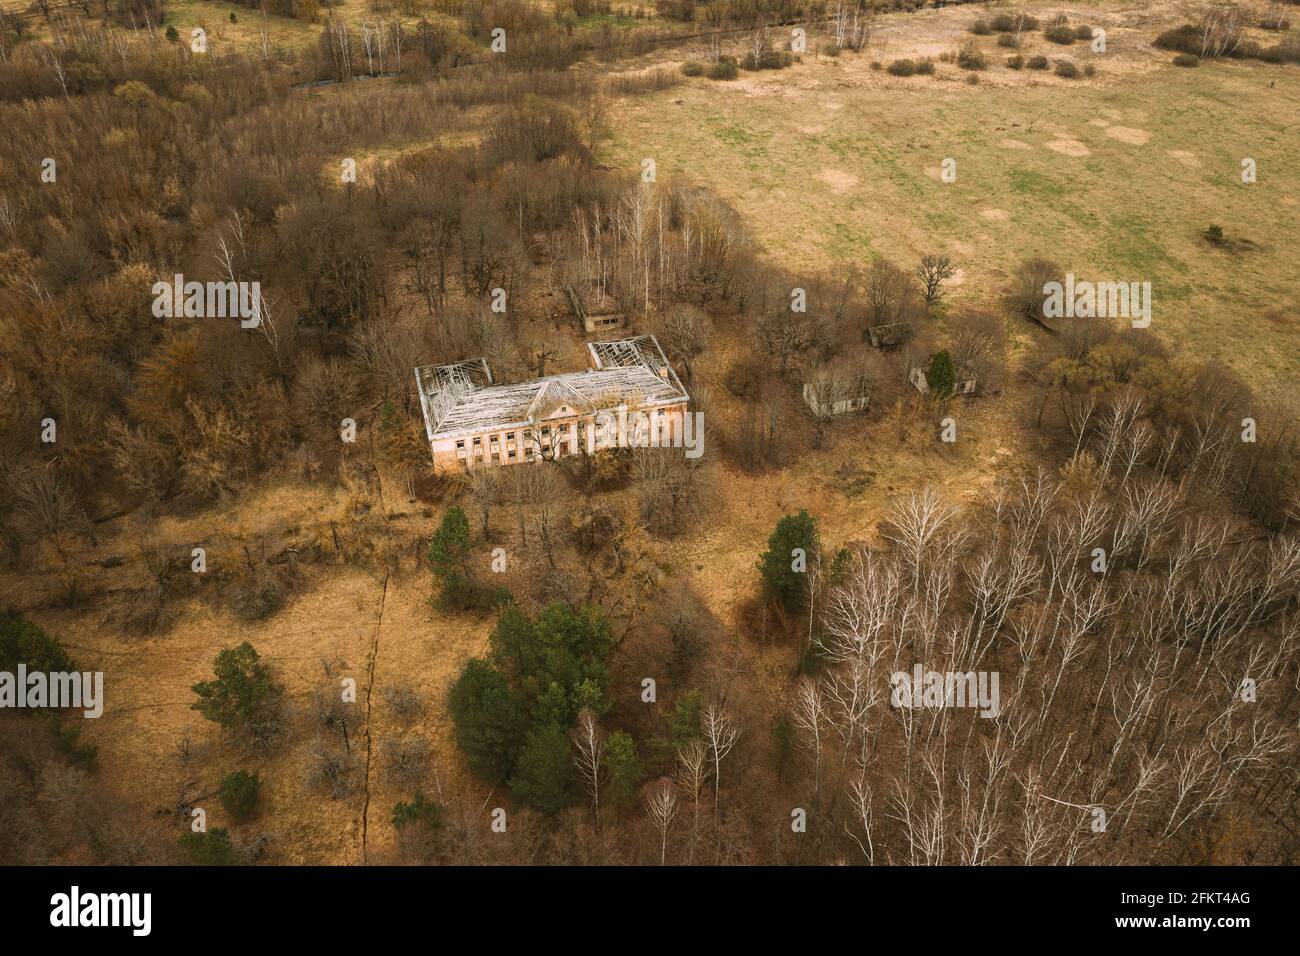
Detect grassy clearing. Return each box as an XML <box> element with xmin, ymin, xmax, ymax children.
<box><xmin>162</xmin><ymin>0</ymin><xmax>318</xmax><ymax>53</ymax></box>
<box><xmin>605</xmin><ymin>3</ymin><xmax>1300</xmax><ymax>385</ymax></box>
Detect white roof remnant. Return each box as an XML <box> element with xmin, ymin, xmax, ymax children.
<box><xmin>415</xmin><ymin>336</ymin><xmax>688</xmax><ymax>441</ymax></box>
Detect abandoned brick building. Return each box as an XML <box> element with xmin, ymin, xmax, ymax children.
<box><xmin>415</xmin><ymin>336</ymin><xmax>690</xmax><ymax>472</ymax></box>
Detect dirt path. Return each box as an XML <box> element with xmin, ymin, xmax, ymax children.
<box><xmin>359</xmin><ymin>573</ymin><xmax>389</xmax><ymax>863</ymax></box>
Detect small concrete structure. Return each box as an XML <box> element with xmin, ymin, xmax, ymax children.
<box><xmin>803</xmin><ymin>381</ymin><xmax>870</xmax><ymax>418</ymax></box>
<box><xmin>582</xmin><ymin>313</ymin><xmax>624</xmax><ymax>334</ymax></box>
<box><xmin>909</xmin><ymin>365</ymin><xmax>977</xmax><ymax>397</ymax></box>
<box><xmin>868</xmin><ymin>321</ymin><xmax>913</xmax><ymax>349</ymax></box>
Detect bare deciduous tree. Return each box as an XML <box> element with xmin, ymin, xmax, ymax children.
<box><xmin>673</xmin><ymin>739</ymin><xmax>708</xmax><ymax>860</ymax></box>
<box><xmin>791</xmin><ymin>678</ymin><xmax>829</xmax><ymax>800</ymax></box>
<box><xmin>702</xmin><ymin>702</ymin><xmax>741</xmax><ymax>826</ymax></box>
<box><xmin>571</xmin><ymin>709</ymin><xmax>607</xmax><ymax>821</ymax></box>
<box><xmin>644</xmin><ymin>780</ymin><xmax>679</xmax><ymax>865</ymax></box>
<box><xmin>915</xmin><ymin>254</ymin><xmax>956</xmax><ymax>309</ymax></box>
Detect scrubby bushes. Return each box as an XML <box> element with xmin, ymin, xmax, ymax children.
<box><xmin>1151</xmin><ymin>15</ymin><xmax>1300</xmax><ymax>63</ymax></box>
<box><xmin>190</xmin><ymin>642</ymin><xmax>283</xmax><ymax>747</ymax></box>
<box><xmin>227</xmin><ymin>557</ymin><xmax>298</xmax><ymax>623</ymax></box>
<box><xmin>991</xmin><ymin>12</ymin><xmax>1037</xmax><ymax>32</ymax></box>
<box><xmin>606</xmin><ymin>68</ymin><xmax>681</xmax><ymax>95</ymax></box>
<box><xmin>725</xmin><ymin>356</ymin><xmax>769</xmax><ymax>399</ymax></box>
<box><xmin>179</xmin><ymin>827</ymin><xmax>239</xmax><ymax>866</ymax></box>
<box><xmin>1004</xmin><ymin>257</ymin><xmax>1065</xmax><ymax>327</ymax></box>
<box><xmin>1173</xmin><ymin>53</ymin><xmax>1200</xmax><ymax>67</ymax></box>
<box><xmin>0</xmin><ymin>609</ymin><xmax>74</xmax><ymax>676</ymax></box>
<box><xmin>1154</xmin><ymin>23</ymin><xmax>1218</xmax><ymax>57</ymax></box>
<box><xmin>957</xmin><ymin>43</ymin><xmax>987</xmax><ymax>70</ymax></box>
<box><xmin>486</xmin><ymin>97</ymin><xmax>591</xmax><ymax>166</ymax></box>
<box><xmin>681</xmin><ymin>59</ymin><xmax>706</xmax><ymax>76</ymax></box>
<box><xmin>1044</xmin><ymin>22</ymin><xmax>1076</xmax><ymax>45</ymax></box>
<box><xmin>888</xmin><ymin>58</ymin><xmax>917</xmax><ymax>76</ymax></box>
<box><xmin>656</xmin><ymin>0</ymin><xmax>696</xmax><ymax>21</ymax></box>
<box><xmin>1261</xmin><ymin>9</ymin><xmax>1290</xmax><ymax>31</ymax></box>
<box><xmin>1025</xmin><ymin>297</ymin><xmax>1300</xmax><ymax>532</ymax></box>
<box><xmin>219</xmin><ymin>770</ymin><xmax>262</xmax><ymax>823</ymax></box>
<box><xmin>1055</xmin><ymin>60</ymin><xmax>1080</xmax><ymax>79</ymax></box>
<box><xmin>428</xmin><ymin>506</ymin><xmax>509</xmax><ymax>612</ymax></box>
<box><xmin>1028</xmin><ymin>55</ymin><xmax>1050</xmax><ymax>69</ymax></box>
<box><xmin>745</xmin><ymin>50</ymin><xmax>794</xmax><ymax>71</ymax></box>
<box><xmin>392</xmin><ymin>792</ymin><xmax>446</xmax><ymax>861</ymax></box>
<box><xmin>707</xmin><ymin>57</ymin><xmax>739</xmax><ymax>80</ymax></box>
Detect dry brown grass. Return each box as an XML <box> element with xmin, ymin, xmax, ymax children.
<box><xmin>604</xmin><ymin>0</ymin><xmax>1300</xmax><ymax>386</ymax></box>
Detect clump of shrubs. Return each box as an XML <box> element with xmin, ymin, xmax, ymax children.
<box><xmin>1006</xmin><ymin>54</ymin><xmax>1024</xmax><ymax>69</ymax></box>
<box><xmin>1154</xmin><ymin>24</ymin><xmax>1204</xmax><ymax>56</ymax></box>
<box><xmin>1074</xmin><ymin>24</ymin><xmax>1094</xmax><ymax>41</ymax></box>
<box><xmin>724</xmin><ymin>356</ymin><xmax>769</xmax><ymax>399</ymax></box>
<box><xmin>992</xmin><ymin>12</ymin><xmax>1038</xmax><ymax>32</ymax></box>
<box><xmin>708</xmin><ymin>57</ymin><xmax>739</xmax><ymax>80</ymax></box>
<box><xmin>1027</xmin><ymin>55</ymin><xmax>1050</xmax><ymax>70</ymax></box>
<box><xmin>1</xmin><ymin>610</ymin><xmax>74</xmax><ymax>680</ymax></box>
<box><xmin>888</xmin><ymin>58</ymin><xmax>917</xmax><ymax>76</ymax></box>
<box><xmin>1044</xmin><ymin>20</ymin><xmax>1076</xmax><ymax>45</ymax></box>
<box><xmin>1255</xmin><ymin>41</ymin><xmax>1300</xmax><ymax>65</ymax></box>
<box><xmin>180</xmin><ymin>828</ymin><xmax>239</xmax><ymax>865</ymax></box>
<box><xmin>744</xmin><ymin>47</ymin><xmax>793</xmax><ymax>71</ymax></box>
<box><xmin>427</xmin><ymin>507</ymin><xmax>511</xmax><ymax>612</ymax></box>
<box><xmin>1173</xmin><ymin>53</ymin><xmax>1200</xmax><ymax>67</ymax></box>
<box><xmin>657</xmin><ymin>0</ymin><xmax>696</xmax><ymax>21</ymax></box>
<box><xmin>915</xmin><ymin>57</ymin><xmax>935</xmax><ymax>75</ymax></box>
<box><xmin>681</xmin><ymin>60</ymin><xmax>706</xmax><ymax>76</ymax></box>
<box><xmin>1055</xmin><ymin>60</ymin><xmax>1080</xmax><ymax>79</ymax></box>
<box><xmin>219</xmin><ymin>770</ymin><xmax>262</xmax><ymax>823</ymax></box>
<box><xmin>998</xmin><ymin>33</ymin><xmax>1021</xmax><ymax>48</ymax></box>
<box><xmin>1155</xmin><ymin>21</ymin><xmax>1300</xmax><ymax>66</ymax></box>
<box><xmin>957</xmin><ymin>43</ymin><xmax>987</xmax><ymax>70</ymax></box>
<box><xmin>971</xmin><ymin>17</ymin><xmax>993</xmax><ymax>35</ymax></box>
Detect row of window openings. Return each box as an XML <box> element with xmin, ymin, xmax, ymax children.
<box><xmin>454</xmin><ymin>417</ymin><xmax>669</xmax><ymax>460</ymax></box>
<box><xmin>455</xmin><ymin>425</ymin><xmax>576</xmax><ymax>449</ymax></box>
<box><xmin>456</xmin><ymin>429</ymin><xmax>559</xmax><ymax>463</ymax></box>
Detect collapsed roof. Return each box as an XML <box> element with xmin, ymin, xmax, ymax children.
<box><xmin>415</xmin><ymin>335</ymin><xmax>689</xmax><ymax>441</ymax></box>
